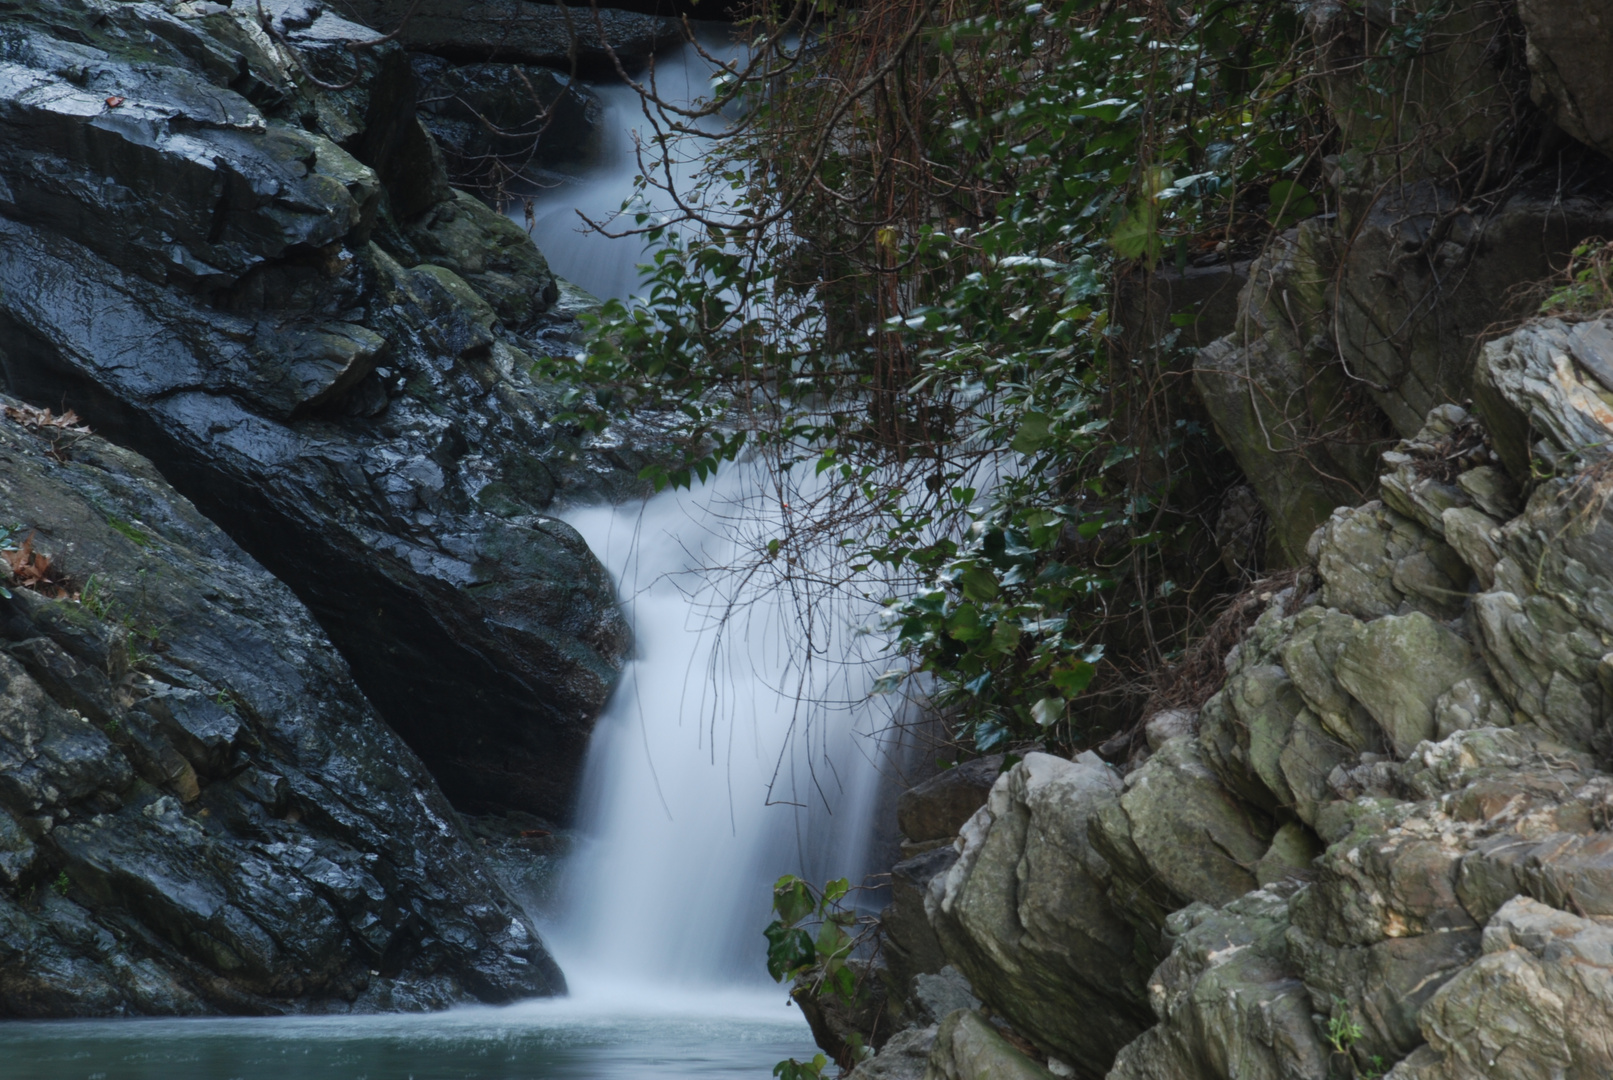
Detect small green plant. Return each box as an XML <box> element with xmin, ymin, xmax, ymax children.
<box><xmin>1540</xmin><ymin>240</ymin><xmax>1613</xmax><ymax>316</ymax></box>
<box><xmin>79</xmin><ymin>574</ymin><xmax>111</xmax><ymax>618</ymax></box>
<box><xmin>212</xmin><ymin>689</ymin><xmax>237</xmax><ymax>715</ymax></box>
<box><xmin>103</xmin><ymin>716</ymin><xmax>121</xmax><ymax>736</ymax></box>
<box><xmin>52</xmin><ymin>871</ymin><xmax>69</xmax><ymax>897</ymax></box>
<box><xmin>1326</xmin><ymin>997</ymin><xmax>1364</xmax><ymax>1054</ymax></box>
<box><xmin>765</xmin><ymin>875</ymin><xmax>873</xmax><ymax>1073</ymax></box>
<box><xmin>772</xmin><ymin>1055</ymin><xmax>831</xmax><ymax>1080</ymax></box>
<box><xmin>765</xmin><ymin>876</ymin><xmax>863</xmax><ymax>999</ymax></box>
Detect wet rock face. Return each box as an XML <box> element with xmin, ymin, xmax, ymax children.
<box><xmin>339</xmin><ymin>0</ymin><xmax>682</xmax><ymax>75</ymax></box>
<box><xmin>413</xmin><ymin>56</ymin><xmax>604</xmax><ymax>182</ymax></box>
<box><xmin>0</xmin><ymin>401</ymin><xmax>561</xmax><ymax>1014</ymax></box>
<box><xmin>0</xmin><ymin>0</ymin><xmax>649</xmax><ymax>821</ymax></box>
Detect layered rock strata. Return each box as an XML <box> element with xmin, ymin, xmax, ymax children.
<box><xmin>857</xmin><ymin>313</ymin><xmax>1613</xmax><ymax>1079</ymax></box>
<box><xmin>0</xmin><ymin>395</ymin><xmax>562</xmax><ymax>1013</ymax></box>
<box><xmin>0</xmin><ymin>0</ymin><xmax>656</xmax><ymax>820</ymax></box>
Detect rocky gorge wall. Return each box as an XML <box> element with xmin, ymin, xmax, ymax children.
<box><xmin>845</xmin><ymin>1</ymin><xmax>1613</xmax><ymax>1078</ymax></box>
<box><xmin>0</xmin><ymin>0</ymin><xmax>684</xmax><ymax>1014</ymax></box>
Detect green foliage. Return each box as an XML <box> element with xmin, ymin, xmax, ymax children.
<box><xmin>52</xmin><ymin>871</ymin><xmax>69</xmax><ymax>897</ymax></box>
<box><xmin>79</xmin><ymin>573</ymin><xmax>111</xmax><ymax>619</ymax></box>
<box><xmin>1326</xmin><ymin>998</ymin><xmax>1364</xmax><ymax>1054</ymax></box>
<box><xmin>545</xmin><ymin>0</ymin><xmax>1329</xmax><ymax>752</ymax></box>
<box><xmin>765</xmin><ymin>875</ymin><xmax>873</xmax><ymax>1077</ymax></box>
<box><xmin>1540</xmin><ymin>239</ymin><xmax>1613</xmax><ymax>316</ymax></box>
<box><xmin>763</xmin><ymin>875</ymin><xmax>862</xmax><ymax>999</ymax></box>
<box><xmin>772</xmin><ymin>1054</ymin><xmax>831</xmax><ymax>1080</ymax></box>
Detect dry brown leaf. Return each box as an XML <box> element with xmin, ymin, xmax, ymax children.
<box><xmin>2</xmin><ymin>404</ymin><xmax>91</xmax><ymax>434</ymax></box>
<box><xmin>2</xmin><ymin>532</ymin><xmax>75</xmax><ymax>599</ymax></box>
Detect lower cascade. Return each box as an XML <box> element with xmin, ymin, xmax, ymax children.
<box><xmin>555</xmin><ymin>466</ymin><xmax>894</xmax><ymax>994</ymax></box>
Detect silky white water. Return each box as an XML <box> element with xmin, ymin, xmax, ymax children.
<box><xmin>551</xmin><ymin>461</ymin><xmax>901</xmax><ymax>997</ymax></box>
<box><xmin>517</xmin><ymin>27</ymin><xmax>745</xmax><ymax>302</ymax></box>
<box><xmin>512</xmin><ymin>29</ymin><xmax>903</xmax><ymax>1000</ymax></box>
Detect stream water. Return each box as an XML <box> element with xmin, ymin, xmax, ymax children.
<box><xmin>0</xmin><ymin>28</ymin><xmax>896</xmax><ymax>1080</ymax></box>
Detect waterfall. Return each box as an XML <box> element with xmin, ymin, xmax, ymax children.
<box><xmin>519</xmin><ymin>29</ymin><xmax>743</xmax><ymax>303</ymax></box>
<box><xmin>519</xmin><ymin>32</ymin><xmax>907</xmax><ymax>1001</ymax></box>
<box><xmin>552</xmin><ymin>464</ymin><xmax>899</xmax><ymax>997</ymax></box>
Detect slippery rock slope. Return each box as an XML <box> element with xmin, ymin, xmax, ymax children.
<box><xmin>897</xmin><ymin>314</ymin><xmax>1613</xmax><ymax>1080</ymax></box>
<box><xmin>0</xmin><ymin>0</ymin><xmax>652</xmax><ymax>819</ymax></box>
<box><xmin>0</xmin><ymin>397</ymin><xmax>562</xmax><ymax>1014</ymax></box>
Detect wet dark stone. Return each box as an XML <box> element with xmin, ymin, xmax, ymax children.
<box><xmin>0</xmin><ymin>0</ymin><xmax>658</xmax><ymax>824</ymax></box>
<box><xmin>0</xmin><ymin>402</ymin><xmax>562</xmax><ymax>1015</ymax></box>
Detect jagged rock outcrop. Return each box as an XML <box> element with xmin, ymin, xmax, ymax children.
<box><xmin>0</xmin><ymin>396</ymin><xmax>562</xmax><ymax>1013</ymax></box>
<box><xmin>860</xmin><ymin>313</ymin><xmax>1613</xmax><ymax>1080</ymax></box>
<box><xmin>1191</xmin><ymin>0</ymin><xmax>1613</xmax><ymax>563</ymax></box>
<box><xmin>924</xmin><ymin>752</ymin><xmax>1153</xmax><ymax>1076</ymax></box>
<box><xmin>0</xmin><ymin>0</ymin><xmax>657</xmax><ymax>821</ymax></box>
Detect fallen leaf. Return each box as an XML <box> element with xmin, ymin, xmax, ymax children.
<box><xmin>105</xmin><ymin>96</ymin><xmax>125</xmax><ymax>108</ymax></box>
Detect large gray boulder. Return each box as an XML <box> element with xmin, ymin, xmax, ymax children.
<box><xmin>925</xmin><ymin>753</ymin><xmax>1153</xmax><ymax>1077</ymax></box>
<box><xmin>1517</xmin><ymin>0</ymin><xmax>1613</xmax><ymax>161</ymax></box>
<box><xmin>0</xmin><ymin>395</ymin><xmax>560</xmax><ymax>1013</ymax></box>
<box><xmin>0</xmin><ymin>0</ymin><xmax>650</xmax><ymax>820</ymax></box>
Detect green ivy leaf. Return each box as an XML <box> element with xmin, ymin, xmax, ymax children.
<box><xmin>960</xmin><ymin>567</ymin><xmax>1000</xmax><ymax>602</ymax></box>
<box><xmin>764</xmin><ymin>922</ymin><xmax>815</xmax><ymax>982</ymax></box>
<box><xmin>1050</xmin><ymin>661</ymin><xmax>1097</xmax><ymax>696</ymax></box>
<box><xmin>1030</xmin><ymin>696</ymin><xmax>1064</xmax><ymax>727</ymax></box>
<box><xmin>1267</xmin><ymin>180</ymin><xmax>1317</xmax><ymax>227</ymax></box>
<box><xmin>1010</xmin><ymin>412</ymin><xmax>1053</xmax><ymax>454</ymax></box>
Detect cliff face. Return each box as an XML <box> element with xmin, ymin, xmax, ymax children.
<box><xmin>0</xmin><ymin>0</ymin><xmax>661</xmax><ymax>821</ymax></box>
<box><xmin>0</xmin><ymin>0</ymin><xmax>684</xmax><ymax>1016</ymax></box>
<box><xmin>857</xmin><ymin>1</ymin><xmax>1613</xmax><ymax>1077</ymax></box>
<box><xmin>0</xmin><ymin>393</ymin><xmax>563</xmax><ymax>1013</ymax></box>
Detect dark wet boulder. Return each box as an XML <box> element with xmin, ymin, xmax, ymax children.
<box><xmin>0</xmin><ymin>399</ymin><xmax>562</xmax><ymax>1015</ymax></box>
<box><xmin>0</xmin><ymin>0</ymin><xmax>650</xmax><ymax>821</ymax></box>
<box><xmin>340</xmin><ymin>0</ymin><xmax>683</xmax><ymax>74</ymax></box>
<box><xmin>412</xmin><ymin>56</ymin><xmax>604</xmax><ymax>183</ymax></box>
<box><xmin>896</xmin><ymin>755</ymin><xmax>1002</xmax><ymax>847</ymax></box>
